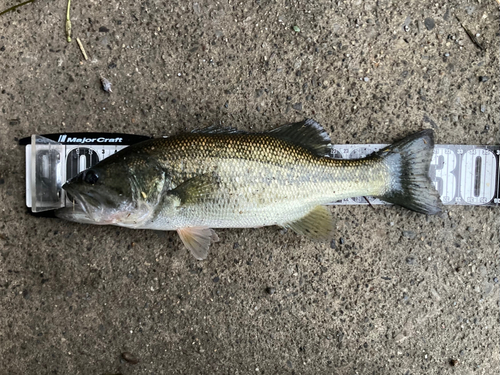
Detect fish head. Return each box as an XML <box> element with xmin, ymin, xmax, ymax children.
<box><xmin>62</xmin><ymin>154</ymin><xmax>166</xmax><ymax>225</ymax></box>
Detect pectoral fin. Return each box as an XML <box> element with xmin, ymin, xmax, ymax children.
<box><xmin>177</xmin><ymin>227</ymin><xmax>220</xmax><ymax>260</ymax></box>
<box><xmin>284</xmin><ymin>205</ymin><xmax>335</xmax><ymax>239</ymax></box>
<box><xmin>169</xmin><ymin>174</ymin><xmax>219</xmax><ymax>205</ymax></box>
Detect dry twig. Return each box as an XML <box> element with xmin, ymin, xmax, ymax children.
<box><xmin>76</xmin><ymin>38</ymin><xmax>88</xmax><ymax>60</ymax></box>
<box><xmin>0</xmin><ymin>0</ymin><xmax>35</xmax><ymax>16</ymax></box>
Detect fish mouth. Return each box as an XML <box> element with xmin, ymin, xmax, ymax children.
<box><xmin>61</xmin><ymin>182</ymin><xmax>138</xmax><ymax>225</ymax></box>
<box><xmin>62</xmin><ymin>183</ymin><xmax>104</xmax><ymax>222</ymax></box>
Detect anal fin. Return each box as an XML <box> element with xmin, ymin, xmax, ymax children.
<box><xmin>177</xmin><ymin>227</ymin><xmax>219</xmax><ymax>260</ymax></box>
<box><xmin>284</xmin><ymin>205</ymin><xmax>335</xmax><ymax>239</ymax></box>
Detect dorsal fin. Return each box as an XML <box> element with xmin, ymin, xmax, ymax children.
<box><xmin>192</xmin><ymin>125</ymin><xmax>245</xmax><ymax>135</ymax></box>
<box><xmin>267</xmin><ymin>119</ymin><xmax>332</xmax><ymax>157</ymax></box>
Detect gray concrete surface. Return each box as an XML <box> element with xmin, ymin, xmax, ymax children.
<box><xmin>1</xmin><ymin>1</ymin><xmax>499</xmax><ymax>374</ymax></box>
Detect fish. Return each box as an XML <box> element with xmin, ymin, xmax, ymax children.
<box><xmin>57</xmin><ymin>119</ymin><xmax>441</xmax><ymax>260</ymax></box>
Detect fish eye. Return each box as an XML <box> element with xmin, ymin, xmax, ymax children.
<box><xmin>83</xmin><ymin>169</ymin><xmax>99</xmax><ymax>185</ymax></box>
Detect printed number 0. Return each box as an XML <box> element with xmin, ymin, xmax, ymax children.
<box><xmin>460</xmin><ymin>150</ymin><xmax>496</xmax><ymax>205</ymax></box>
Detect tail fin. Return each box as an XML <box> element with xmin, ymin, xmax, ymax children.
<box><xmin>376</xmin><ymin>129</ymin><xmax>441</xmax><ymax>215</ymax></box>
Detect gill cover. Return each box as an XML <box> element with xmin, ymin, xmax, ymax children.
<box><xmin>60</xmin><ymin>141</ymin><xmax>167</xmax><ymax>225</ymax></box>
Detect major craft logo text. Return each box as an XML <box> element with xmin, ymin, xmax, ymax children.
<box><xmin>57</xmin><ymin>135</ymin><xmax>123</xmax><ymax>143</ymax></box>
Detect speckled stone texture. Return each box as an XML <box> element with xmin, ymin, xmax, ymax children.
<box><xmin>0</xmin><ymin>1</ymin><xmax>499</xmax><ymax>374</ymax></box>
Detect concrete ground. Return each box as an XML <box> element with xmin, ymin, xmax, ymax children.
<box><xmin>1</xmin><ymin>0</ymin><xmax>499</xmax><ymax>374</ymax></box>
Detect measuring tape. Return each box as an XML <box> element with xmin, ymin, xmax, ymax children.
<box><xmin>20</xmin><ymin>133</ymin><xmax>500</xmax><ymax>212</ymax></box>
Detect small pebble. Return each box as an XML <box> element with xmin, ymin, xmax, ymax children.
<box><xmin>406</xmin><ymin>257</ymin><xmax>415</xmax><ymax>265</ymax></box>
<box><xmin>292</xmin><ymin>102</ymin><xmax>302</xmax><ymax>111</ymax></box>
<box><xmin>330</xmin><ymin>239</ymin><xmax>336</xmax><ymax>249</ymax></box>
<box><xmin>479</xmin><ymin>76</ymin><xmax>489</xmax><ymax>82</ymax></box>
<box><xmin>493</xmin><ymin>277</ymin><xmax>498</xmax><ymax>283</ymax></box>
<box><xmin>100</xmin><ymin>76</ymin><xmax>112</xmax><ymax>93</ymax></box>
<box><xmin>265</xmin><ymin>287</ymin><xmax>276</xmax><ymax>295</ymax></box>
<box><xmin>193</xmin><ymin>2</ymin><xmax>201</xmax><ymax>15</ymax></box>
<box><xmin>293</xmin><ymin>25</ymin><xmax>300</xmax><ymax>32</ymax></box>
<box><xmin>363</xmin><ymin>77</ymin><xmax>369</xmax><ymax>82</ymax></box>
<box><xmin>403</xmin><ymin>16</ymin><xmax>411</xmax><ymax>29</ymax></box>
<box><xmin>424</xmin><ymin>18</ymin><xmax>435</xmax><ymax>31</ymax></box>
<box><xmin>121</xmin><ymin>352</ymin><xmax>139</xmax><ymax>364</ymax></box>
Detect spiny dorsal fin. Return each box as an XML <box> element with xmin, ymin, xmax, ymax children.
<box><xmin>192</xmin><ymin>125</ymin><xmax>245</xmax><ymax>135</ymax></box>
<box><xmin>283</xmin><ymin>205</ymin><xmax>335</xmax><ymax>239</ymax></box>
<box><xmin>267</xmin><ymin>119</ymin><xmax>332</xmax><ymax>157</ymax></box>
<box><xmin>177</xmin><ymin>227</ymin><xmax>219</xmax><ymax>260</ymax></box>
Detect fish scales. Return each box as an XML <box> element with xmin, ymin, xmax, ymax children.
<box><xmin>59</xmin><ymin>119</ymin><xmax>441</xmax><ymax>259</ymax></box>
<box><xmin>134</xmin><ymin>133</ymin><xmax>387</xmax><ymax>229</ymax></box>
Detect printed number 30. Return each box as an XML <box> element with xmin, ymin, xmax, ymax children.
<box><xmin>432</xmin><ymin>148</ymin><xmax>496</xmax><ymax>205</ymax></box>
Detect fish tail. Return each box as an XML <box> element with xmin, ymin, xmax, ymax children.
<box><xmin>376</xmin><ymin>129</ymin><xmax>441</xmax><ymax>214</ymax></box>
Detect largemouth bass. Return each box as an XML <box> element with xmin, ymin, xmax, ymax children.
<box><xmin>58</xmin><ymin>119</ymin><xmax>441</xmax><ymax>259</ymax></box>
